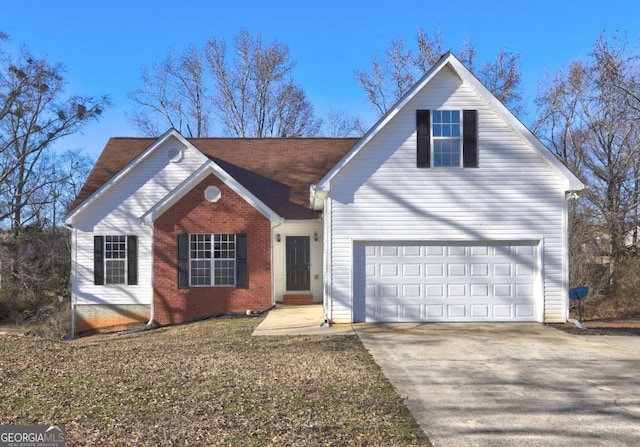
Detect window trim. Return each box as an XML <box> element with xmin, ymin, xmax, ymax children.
<box><xmin>416</xmin><ymin>109</ymin><xmax>478</xmax><ymax>169</ymax></box>
<box><xmin>94</xmin><ymin>235</ymin><xmax>138</xmax><ymax>286</ymax></box>
<box><xmin>431</xmin><ymin>109</ymin><xmax>463</xmax><ymax>168</ymax></box>
<box><xmin>188</xmin><ymin>233</ymin><xmax>237</xmax><ymax>287</ymax></box>
<box><xmin>104</xmin><ymin>235</ymin><xmax>127</xmax><ymax>285</ymax></box>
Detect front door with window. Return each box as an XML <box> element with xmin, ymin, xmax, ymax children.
<box><xmin>286</xmin><ymin>236</ymin><xmax>310</xmax><ymax>290</ymax></box>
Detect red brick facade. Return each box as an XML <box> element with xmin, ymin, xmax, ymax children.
<box><xmin>153</xmin><ymin>174</ymin><xmax>272</xmax><ymax>326</ymax></box>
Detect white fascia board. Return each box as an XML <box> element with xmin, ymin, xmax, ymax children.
<box><xmin>444</xmin><ymin>57</ymin><xmax>585</xmax><ymax>192</ymax></box>
<box><xmin>63</xmin><ymin>128</ymin><xmax>209</xmax><ymax>226</ymax></box>
<box><xmin>140</xmin><ymin>160</ymin><xmax>282</xmax><ymax>224</ymax></box>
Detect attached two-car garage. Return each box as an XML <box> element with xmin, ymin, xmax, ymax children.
<box><xmin>353</xmin><ymin>241</ymin><xmax>541</xmax><ymax>322</ymax></box>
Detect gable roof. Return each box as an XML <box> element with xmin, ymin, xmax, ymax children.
<box><xmin>140</xmin><ymin>162</ymin><xmax>282</xmax><ymax>223</ymax></box>
<box><xmin>315</xmin><ymin>52</ymin><xmax>584</xmax><ymax>192</ymax></box>
<box><xmin>67</xmin><ymin>134</ymin><xmax>358</xmax><ymax>221</ymax></box>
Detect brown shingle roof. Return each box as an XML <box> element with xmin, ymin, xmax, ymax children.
<box><xmin>69</xmin><ymin>137</ymin><xmax>358</xmax><ymax>219</ymax></box>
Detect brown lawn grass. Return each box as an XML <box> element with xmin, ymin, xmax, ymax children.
<box><xmin>0</xmin><ymin>316</ymin><xmax>431</xmax><ymax>446</ymax></box>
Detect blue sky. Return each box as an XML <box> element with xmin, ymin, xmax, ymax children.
<box><xmin>2</xmin><ymin>0</ymin><xmax>639</xmax><ymax>157</ymax></box>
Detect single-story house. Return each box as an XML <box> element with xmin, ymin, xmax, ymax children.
<box><xmin>63</xmin><ymin>52</ymin><xmax>584</xmax><ymax>334</ymax></box>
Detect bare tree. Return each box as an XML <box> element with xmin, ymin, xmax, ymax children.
<box><xmin>356</xmin><ymin>28</ymin><xmax>522</xmax><ymax>116</ymax></box>
<box><xmin>0</xmin><ymin>35</ymin><xmax>106</xmax><ymax>326</ymax></box>
<box><xmin>535</xmin><ymin>32</ymin><xmax>640</xmax><ymax>289</ymax></box>
<box><xmin>0</xmin><ymin>45</ymin><xmax>108</xmax><ymax>231</ymax></box>
<box><xmin>129</xmin><ymin>30</ymin><xmax>321</xmax><ymax>138</ymax></box>
<box><xmin>129</xmin><ymin>45</ymin><xmax>210</xmax><ymax>137</ymax></box>
<box><xmin>205</xmin><ymin>30</ymin><xmax>321</xmax><ymax>137</ymax></box>
<box><xmin>322</xmin><ymin>108</ymin><xmax>365</xmax><ymax>137</ymax></box>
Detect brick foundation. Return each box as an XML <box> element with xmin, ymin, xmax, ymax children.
<box><xmin>153</xmin><ymin>174</ymin><xmax>272</xmax><ymax>326</ymax></box>
<box><xmin>281</xmin><ymin>294</ymin><xmax>315</xmax><ymax>305</ymax></box>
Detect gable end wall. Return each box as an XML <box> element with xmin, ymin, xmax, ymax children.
<box><xmin>153</xmin><ymin>174</ymin><xmax>271</xmax><ymax>325</ymax></box>
<box><xmin>327</xmin><ymin>66</ymin><xmax>568</xmax><ymax>323</ymax></box>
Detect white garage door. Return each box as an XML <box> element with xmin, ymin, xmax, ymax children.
<box><xmin>354</xmin><ymin>241</ymin><xmax>539</xmax><ymax>322</ymax></box>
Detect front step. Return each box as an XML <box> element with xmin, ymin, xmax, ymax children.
<box><xmin>281</xmin><ymin>294</ymin><xmax>315</xmax><ymax>305</ymax></box>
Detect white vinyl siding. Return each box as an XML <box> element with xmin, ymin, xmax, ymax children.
<box><xmin>72</xmin><ymin>137</ymin><xmax>207</xmax><ymax>306</ymax></box>
<box><xmin>326</xmin><ymin>66</ymin><xmax>567</xmax><ymax>323</ymax></box>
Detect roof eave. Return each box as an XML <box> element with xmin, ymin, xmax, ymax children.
<box><xmin>141</xmin><ymin>160</ymin><xmax>282</xmax><ymax>224</ymax></box>
<box><xmin>316</xmin><ymin>52</ymin><xmax>454</xmax><ymax>191</ymax></box>
<box><xmin>63</xmin><ymin>128</ymin><xmax>209</xmax><ymax>226</ymax></box>
<box><xmin>315</xmin><ymin>52</ymin><xmax>585</xmax><ymax>193</ymax></box>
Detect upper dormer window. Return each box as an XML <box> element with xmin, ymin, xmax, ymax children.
<box><xmin>417</xmin><ymin>109</ymin><xmax>478</xmax><ymax>168</ymax></box>
<box><xmin>432</xmin><ymin>110</ymin><xmax>461</xmax><ymax>167</ymax></box>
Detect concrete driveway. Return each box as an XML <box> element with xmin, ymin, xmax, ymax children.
<box><xmin>354</xmin><ymin>323</ymin><xmax>640</xmax><ymax>447</ymax></box>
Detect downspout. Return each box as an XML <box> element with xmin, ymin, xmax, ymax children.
<box><xmin>310</xmin><ymin>184</ymin><xmax>332</xmax><ymax>323</ymax></box>
<box><xmin>140</xmin><ymin>219</ymin><xmax>156</xmax><ymax>328</ymax></box>
<box><xmin>114</xmin><ymin>220</ymin><xmax>156</xmax><ymax>336</ymax></box>
<box><xmin>322</xmin><ymin>194</ymin><xmax>332</xmax><ymax>324</ymax></box>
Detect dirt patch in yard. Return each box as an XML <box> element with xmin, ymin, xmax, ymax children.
<box><xmin>0</xmin><ymin>316</ymin><xmax>431</xmax><ymax>446</ymax></box>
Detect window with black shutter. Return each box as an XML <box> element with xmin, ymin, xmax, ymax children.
<box><xmin>416</xmin><ymin>110</ymin><xmax>431</xmax><ymax>168</ymax></box>
<box><xmin>417</xmin><ymin>109</ymin><xmax>478</xmax><ymax>168</ymax></box>
<box><xmin>94</xmin><ymin>235</ymin><xmax>138</xmax><ymax>285</ymax></box>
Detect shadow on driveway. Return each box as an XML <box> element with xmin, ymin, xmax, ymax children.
<box><xmin>354</xmin><ymin>323</ymin><xmax>640</xmax><ymax>447</ymax></box>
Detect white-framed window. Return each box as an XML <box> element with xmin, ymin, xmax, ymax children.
<box><xmin>105</xmin><ymin>235</ymin><xmax>126</xmax><ymax>284</ymax></box>
<box><xmin>189</xmin><ymin>234</ymin><xmax>236</xmax><ymax>286</ymax></box>
<box><xmin>432</xmin><ymin>110</ymin><xmax>462</xmax><ymax>167</ymax></box>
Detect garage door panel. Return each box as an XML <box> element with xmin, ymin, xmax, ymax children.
<box><xmin>403</xmin><ymin>264</ymin><xmax>421</xmax><ymax>276</ymax></box>
<box><xmin>470</xmin><ymin>246</ymin><xmax>489</xmax><ymax>256</ymax></box>
<box><xmin>470</xmin><ymin>284</ymin><xmax>489</xmax><ymax>297</ymax></box>
<box><xmin>471</xmin><ymin>305</ymin><xmax>489</xmax><ymax>317</ymax></box>
<box><xmin>516</xmin><ymin>284</ymin><xmax>534</xmax><ymax>297</ymax></box>
<box><xmin>493</xmin><ymin>304</ymin><xmax>513</xmax><ymax>318</ymax></box>
<box><xmin>448</xmin><ymin>284</ymin><xmax>466</xmax><ymax>296</ymax></box>
<box><xmin>380</xmin><ymin>264</ymin><xmax>399</xmax><ymax>277</ymax></box>
<box><xmin>358</xmin><ymin>241</ymin><xmax>539</xmax><ymax>322</ymax></box>
<box><xmin>470</xmin><ymin>264</ymin><xmax>490</xmax><ymax>276</ymax></box>
<box><xmin>448</xmin><ymin>264</ymin><xmax>467</xmax><ymax>276</ymax></box>
<box><xmin>448</xmin><ymin>305</ymin><xmax>466</xmax><ymax>318</ymax></box>
<box><xmin>426</xmin><ymin>285</ymin><xmax>444</xmax><ymax>297</ymax></box>
<box><xmin>426</xmin><ymin>246</ymin><xmax>444</xmax><ymax>256</ymax></box>
<box><xmin>403</xmin><ymin>284</ymin><xmax>421</xmax><ymax>297</ymax></box>
<box><xmin>516</xmin><ymin>305</ymin><xmax>535</xmax><ymax>317</ymax></box>
<box><xmin>404</xmin><ymin>305</ymin><xmax>421</xmax><ymax>319</ymax></box>
<box><xmin>425</xmin><ymin>264</ymin><xmax>444</xmax><ymax>276</ymax></box>
<box><xmin>379</xmin><ymin>284</ymin><xmax>399</xmax><ymax>298</ymax></box>
<box><xmin>403</xmin><ymin>246</ymin><xmax>421</xmax><ymax>256</ymax></box>
<box><xmin>494</xmin><ymin>264</ymin><xmax>512</xmax><ymax>276</ymax></box>
<box><xmin>494</xmin><ymin>284</ymin><xmax>512</xmax><ymax>296</ymax></box>
<box><xmin>380</xmin><ymin>246</ymin><xmax>398</xmax><ymax>256</ymax></box>
<box><xmin>426</xmin><ymin>305</ymin><xmax>444</xmax><ymax>318</ymax></box>
<box><xmin>516</xmin><ymin>263</ymin><xmax>534</xmax><ymax>276</ymax></box>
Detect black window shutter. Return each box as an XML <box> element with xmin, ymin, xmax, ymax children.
<box><xmin>127</xmin><ymin>235</ymin><xmax>138</xmax><ymax>285</ymax></box>
<box><xmin>94</xmin><ymin>236</ymin><xmax>104</xmax><ymax>285</ymax></box>
<box><xmin>177</xmin><ymin>234</ymin><xmax>189</xmax><ymax>289</ymax></box>
<box><xmin>463</xmin><ymin>110</ymin><xmax>478</xmax><ymax>168</ymax></box>
<box><xmin>236</xmin><ymin>233</ymin><xmax>248</xmax><ymax>288</ymax></box>
<box><xmin>416</xmin><ymin>110</ymin><xmax>431</xmax><ymax>167</ymax></box>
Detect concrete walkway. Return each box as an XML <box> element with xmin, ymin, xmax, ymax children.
<box><xmin>252</xmin><ymin>305</ymin><xmax>354</xmax><ymax>336</ymax></box>
<box><xmin>355</xmin><ymin>323</ymin><xmax>640</xmax><ymax>447</ymax></box>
